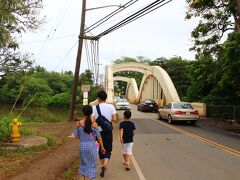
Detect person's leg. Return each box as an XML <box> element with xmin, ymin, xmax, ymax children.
<box><xmin>125</xmin><ymin>143</ymin><xmax>133</xmax><ymax>170</ymax></box>
<box><xmin>125</xmin><ymin>154</ymin><xmax>131</xmax><ymax>169</ymax></box>
<box><xmin>100</xmin><ymin>132</ymin><xmax>113</xmax><ymax>177</ymax></box>
<box><xmin>123</xmin><ymin>154</ymin><xmax>127</xmax><ymax>164</ymax></box>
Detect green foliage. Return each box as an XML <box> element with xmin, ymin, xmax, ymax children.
<box><xmin>186</xmin><ymin>32</ymin><xmax>240</xmax><ymax>109</ymax></box>
<box><xmin>79</xmin><ymin>70</ymin><xmax>93</xmax><ymax>85</ymax></box>
<box><xmin>0</xmin><ymin>68</ymin><xmax>74</xmax><ymax>107</ymax></box>
<box><xmin>186</xmin><ymin>55</ymin><xmax>217</xmax><ymax>102</ymax></box>
<box><xmin>20</xmin><ymin>127</ymin><xmax>34</xmax><ymax>136</ymax></box>
<box><xmin>149</xmin><ymin>56</ymin><xmax>192</xmax><ymax>99</ymax></box>
<box><xmin>0</xmin><ymin>0</ymin><xmax>44</xmax><ymax>78</ymax></box>
<box><xmin>0</xmin><ymin>116</ymin><xmax>11</xmax><ymax>142</ymax></box>
<box><xmin>48</xmin><ymin>92</ymin><xmax>71</xmax><ymax>107</ymax></box>
<box><xmin>186</xmin><ymin>0</ymin><xmax>240</xmax><ymax>54</ymax></box>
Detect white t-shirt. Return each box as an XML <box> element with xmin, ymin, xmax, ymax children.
<box><xmin>93</xmin><ymin>103</ymin><xmax>116</xmax><ymax>122</ymax></box>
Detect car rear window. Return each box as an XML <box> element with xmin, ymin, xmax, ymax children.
<box><xmin>117</xmin><ymin>99</ymin><xmax>128</xmax><ymax>102</ymax></box>
<box><xmin>173</xmin><ymin>103</ymin><xmax>193</xmax><ymax>109</ymax></box>
<box><xmin>144</xmin><ymin>100</ymin><xmax>155</xmax><ymax>103</ymax></box>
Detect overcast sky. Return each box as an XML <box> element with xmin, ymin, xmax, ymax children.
<box><xmin>19</xmin><ymin>0</ymin><xmax>198</xmax><ymax>74</ymax></box>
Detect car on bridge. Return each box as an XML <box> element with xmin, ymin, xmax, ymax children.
<box><xmin>114</xmin><ymin>98</ymin><xmax>131</xmax><ymax>110</ymax></box>
<box><xmin>137</xmin><ymin>99</ymin><xmax>158</xmax><ymax>112</ymax></box>
<box><xmin>157</xmin><ymin>102</ymin><xmax>199</xmax><ymax>125</ymax></box>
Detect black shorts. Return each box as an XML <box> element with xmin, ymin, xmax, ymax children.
<box><xmin>99</xmin><ymin>131</ymin><xmax>113</xmax><ymax>160</ymax></box>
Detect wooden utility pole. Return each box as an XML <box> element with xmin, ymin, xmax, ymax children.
<box><xmin>69</xmin><ymin>0</ymin><xmax>87</xmax><ymax>121</ymax></box>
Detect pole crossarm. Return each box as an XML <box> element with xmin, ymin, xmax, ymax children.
<box><xmin>79</xmin><ymin>35</ymin><xmax>99</xmax><ymax>41</ymax></box>
<box><xmin>86</xmin><ymin>5</ymin><xmax>124</xmax><ymax>11</ymax></box>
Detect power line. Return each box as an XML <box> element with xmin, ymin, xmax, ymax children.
<box><xmin>53</xmin><ymin>41</ymin><xmax>78</xmax><ymax>71</ymax></box>
<box><xmin>85</xmin><ymin>0</ymin><xmax>139</xmax><ymax>33</ymax></box>
<box><xmin>38</xmin><ymin>0</ymin><xmax>72</xmax><ymax>60</ymax></box>
<box><xmin>95</xmin><ymin>0</ymin><xmax>173</xmax><ymax>39</ymax></box>
<box><xmin>20</xmin><ymin>34</ymin><xmax>77</xmax><ymax>44</ymax></box>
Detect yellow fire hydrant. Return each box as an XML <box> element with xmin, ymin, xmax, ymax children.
<box><xmin>10</xmin><ymin>119</ymin><xmax>22</xmax><ymax>142</ymax></box>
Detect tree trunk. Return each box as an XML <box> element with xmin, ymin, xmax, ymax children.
<box><xmin>235</xmin><ymin>0</ymin><xmax>240</xmax><ymax>32</ymax></box>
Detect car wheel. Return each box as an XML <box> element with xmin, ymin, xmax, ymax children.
<box><xmin>168</xmin><ymin>115</ymin><xmax>174</xmax><ymax>124</ymax></box>
<box><xmin>157</xmin><ymin>112</ymin><xmax>162</xmax><ymax>120</ymax></box>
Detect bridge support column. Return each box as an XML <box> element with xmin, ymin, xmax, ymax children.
<box><xmin>105</xmin><ymin>65</ymin><xmax>114</xmax><ymax>103</ymax></box>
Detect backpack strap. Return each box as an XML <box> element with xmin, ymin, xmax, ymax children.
<box><xmin>96</xmin><ymin>104</ymin><xmax>102</xmax><ymax>116</ymax></box>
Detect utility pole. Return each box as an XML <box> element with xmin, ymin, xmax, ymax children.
<box><xmin>69</xmin><ymin>0</ymin><xmax>86</xmax><ymax>121</ymax></box>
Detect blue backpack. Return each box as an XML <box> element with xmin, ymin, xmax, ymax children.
<box><xmin>96</xmin><ymin>104</ymin><xmax>113</xmax><ymax>133</ymax></box>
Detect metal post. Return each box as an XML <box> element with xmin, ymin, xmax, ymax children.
<box><xmin>69</xmin><ymin>0</ymin><xmax>87</xmax><ymax>121</ymax></box>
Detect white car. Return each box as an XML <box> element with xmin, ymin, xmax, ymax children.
<box><xmin>115</xmin><ymin>99</ymin><xmax>130</xmax><ymax>110</ymax></box>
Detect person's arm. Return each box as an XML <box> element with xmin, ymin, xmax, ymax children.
<box><xmin>112</xmin><ymin>113</ymin><xmax>117</xmax><ymax>122</ymax></box>
<box><xmin>92</xmin><ymin>121</ymin><xmax>99</xmax><ymax>129</ymax></box>
<box><xmin>97</xmin><ymin>136</ymin><xmax>106</xmax><ymax>154</ymax></box>
<box><xmin>119</xmin><ymin>128</ymin><xmax>124</xmax><ymax>144</ymax></box>
<box><xmin>73</xmin><ymin>128</ymin><xmax>80</xmax><ymax>139</ymax></box>
<box><xmin>111</xmin><ymin>105</ymin><xmax>117</xmax><ymax>122</ymax></box>
<box><xmin>75</xmin><ymin>121</ymin><xmax>81</xmax><ymax>128</ymax></box>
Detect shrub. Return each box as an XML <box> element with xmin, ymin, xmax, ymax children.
<box><xmin>0</xmin><ymin>116</ymin><xmax>12</xmax><ymax>142</ymax></box>
<box><xmin>48</xmin><ymin>92</ymin><xmax>71</xmax><ymax>107</ymax></box>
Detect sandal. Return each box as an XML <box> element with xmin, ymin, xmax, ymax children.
<box><xmin>100</xmin><ymin>166</ymin><xmax>106</xmax><ymax>177</ymax></box>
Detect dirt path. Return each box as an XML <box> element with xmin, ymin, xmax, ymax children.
<box><xmin>7</xmin><ymin>122</ymin><xmax>79</xmax><ymax>180</ymax></box>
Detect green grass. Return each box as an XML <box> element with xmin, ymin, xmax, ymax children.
<box><xmin>62</xmin><ymin>160</ymin><xmax>79</xmax><ymax>180</ymax></box>
<box><xmin>0</xmin><ymin>116</ymin><xmax>12</xmax><ymax>142</ymax></box>
<box><xmin>0</xmin><ymin>116</ymin><xmax>36</xmax><ymax>142</ymax></box>
<box><xmin>0</xmin><ymin>133</ymin><xmax>55</xmax><ymax>158</ymax></box>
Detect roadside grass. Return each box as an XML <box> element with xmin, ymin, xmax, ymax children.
<box><xmin>0</xmin><ymin>131</ymin><xmax>56</xmax><ymax>177</ymax></box>
<box><xmin>62</xmin><ymin>159</ymin><xmax>79</xmax><ymax>180</ymax></box>
<box><xmin>0</xmin><ymin>116</ymin><xmax>40</xmax><ymax>142</ymax></box>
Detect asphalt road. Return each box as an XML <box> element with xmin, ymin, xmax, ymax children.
<box><xmin>107</xmin><ymin>105</ymin><xmax>240</xmax><ymax>180</ymax></box>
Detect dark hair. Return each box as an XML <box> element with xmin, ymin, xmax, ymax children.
<box><xmin>124</xmin><ymin>110</ymin><xmax>131</xmax><ymax>119</ymax></box>
<box><xmin>97</xmin><ymin>90</ymin><xmax>107</xmax><ymax>101</ymax></box>
<box><xmin>82</xmin><ymin>105</ymin><xmax>93</xmax><ymax>134</ymax></box>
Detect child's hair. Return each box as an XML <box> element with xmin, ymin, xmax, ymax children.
<box><xmin>82</xmin><ymin>105</ymin><xmax>93</xmax><ymax>134</ymax></box>
<box><xmin>124</xmin><ymin>110</ymin><xmax>131</xmax><ymax>119</ymax></box>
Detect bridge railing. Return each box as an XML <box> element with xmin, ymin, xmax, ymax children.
<box><xmin>206</xmin><ymin>105</ymin><xmax>240</xmax><ymax>122</ymax></box>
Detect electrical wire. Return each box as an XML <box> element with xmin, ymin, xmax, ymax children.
<box><xmin>38</xmin><ymin>0</ymin><xmax>72</xmax><ymax>60</ymax></box>
<box><xmin>54</xmin><ymin>41</ymin><xmax>78</xmax><ymax>71</ymax></box>
<box><xmin>85</xmin><ymin>0</ymin><xmax>139</xmax><ymax>33</ymax></box>
<box><xmin>95</xmin><ymin>0</ymin><xmax>173</xmax><ymax>39</ymax></box>
<box><xmin>20</xmin><ymin>34</ymin><xmax>77</xmax><ymax>44</ymax></box>
<box><xmin>84</xmin><ymin>40</ymin><xmax>90</xmax><ymax>70</ymax></box>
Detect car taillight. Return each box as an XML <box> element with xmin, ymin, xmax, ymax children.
<box><xmin>175</xmin><ymin>111</ymin><xmax>186</xmax><ymax>115</ymax></box>
<box><xmin>191</xmin><ymin>111</ymin><xmax>199</xmax><ymax>115</ymax></box>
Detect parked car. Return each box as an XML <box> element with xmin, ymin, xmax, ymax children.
<box><xmin>114</xmin><ymin>96</ymin><xmax>120</xmax><ymax>102</ymax></box>
<box><xmin>157</xmin><ymin>102</ymin><xmax>199</xmax><ymax>125</ymax></box>
<box><xmin>115</xmin><ymin>98</ymin><xmax>130</xmax><ymax>110</ymax></box>
<box><xmin>137</xmin><ymin>99</ymin><xmax>158</xmax><ymax>112</ymax></box>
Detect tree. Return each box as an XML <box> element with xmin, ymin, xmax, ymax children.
<box><xmin>79</xmin><ymin>70</ymin><xmax>93</xmax><ymax>85</ymax></box>
<box><xmin>149</xmin><ymin>56</ymin><xmax>192</xmax><ymax>99</ymax></box>
<box><xmin>0</xmin><ymin>0</ymin><xmax>43</xmax><ymax>77</ymax></box>
<box><xmin>186</xmin><ymin>0</ymin><xmax>240</xmax><ymax>54</ymax></box>
<box><xmin>0</xmin><ymin>49</ymin><xmax>33</xmax><ymax>78</ymax></box>
<box><xmin>0</xmin><ymin>0</ymin><xmax>43</xmax><ymax>47</ymax></box>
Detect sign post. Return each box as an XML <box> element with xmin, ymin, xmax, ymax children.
<box><xmin>82</xmin><ymin>85</ymin><xmax>90</xmax><ymax>105</ymax></box>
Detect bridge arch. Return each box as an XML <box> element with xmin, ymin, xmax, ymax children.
<box><xmin>105</xmin><ymin>63</ymin><xmax>180</xmax><ymax>105</ymax></box>
<box><xmin>113</xmin><ymin>76</ymin><xmax>139</xmax><ymax>103</ymax></box>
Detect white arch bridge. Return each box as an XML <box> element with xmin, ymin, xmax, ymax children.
<box><xmin>105</xmin><ymin>63</ymin><xmax>180</xmax><ymax>106</ymax></box>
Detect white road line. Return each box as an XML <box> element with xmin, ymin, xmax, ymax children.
<box><xmin>132</xmin><ymin>154</ymin><xmax>146</xmax><ymax>180</ymax></box>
